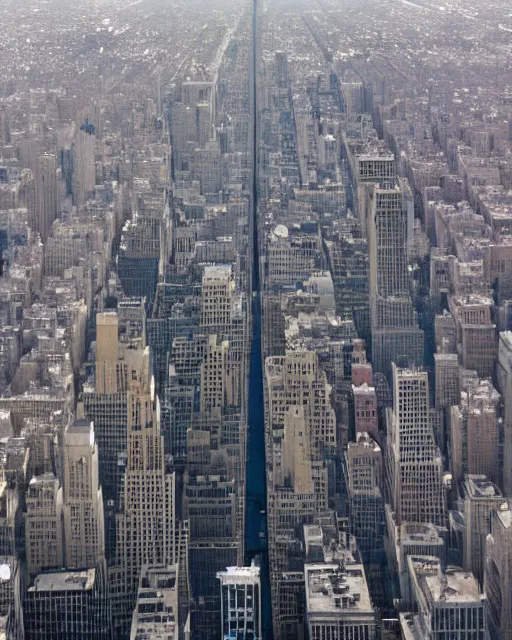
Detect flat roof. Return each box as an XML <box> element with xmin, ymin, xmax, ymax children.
<box><xmin>305</xmin><ymin>563</ymin><xmax>373</xmax><ymax>615</ymax></box>
<box><xmin>30</xmin><ymin>569</ymin><xmax>95</xmax><ymax>593</ymax></box>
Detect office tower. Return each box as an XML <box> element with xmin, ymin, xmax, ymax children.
<box><xmin>386</xmin><ymin>365</ymin><xmax>445</xmax><ymax>527</ymax></box>
<box><xmin>189</xmin><ymin>540</ymin><xmax>239</xmax><ymax>640</ymax></box>
<box><xmin>449</xmin><ymin>380</ymin><xmax>500</xmax><ymax>487</ymax></box>
<box><xmin>344</xmin><ymin>433</ymin><xmax>384</xmax><ymax>565</ymax></box>
<box><xmin>184</xmin><ymin>474</ymin><xmax>236</xmax><ymax>540</ymax></box>
<box><xmin>35</xmin><ymin>154</ymin><xmax>58</xmax><ymax>242</ymax></box>
<box><xmin>82</xmin><ymin>310</ymin><xmax>147</xmax><ymax>503</ymax></box>
<box><xmin>130</xmin><ymin>564</ymin><xmax>184</xmax><ymax>640</ymax></box>
<box><xmin>200</xmin><ymin>265</ymin><xmax>235</xmax><ymax>330</ymax></box>
<box><xmin>24</xmin><ymin>565</ymin><xmax>111</xmax><ymax>640</ymax></box>
<box><xmin>0</xmin><ymin>556</ymin><xmax>18</xmax><ymax>615</ymax></box>
<box><xmin>117</xmin><ymin>190</ymin><xmax>166</xmax><ymax>308</ymax></box>
<box><xmin>352</xmin><ymin>384</ymin><xmax>378</xmax><ymax>442</ymax></box>
<box><xmin>0</xmin><ymin>108</ymin><xmax>10</xmax><ymax>145</ymax></box>
<box><xmin>62</xmin><ymin>418</ymin><xmax>105</xmax><ymax>569</ymax></box>
<box><xmin>95</xmin><ymin>312</ymin><xmax>119</xmax><ymax>394</ymax></box>
<box><xmin>185</xmin><ymin>471</ymin><xmax>240</xmax><ymax>640</ymax></box>
<box><xmin>392</xmin><ymin>523</ymin><xmax>446</xmax><ymax>599</ymax></box>
<box><xmin>400</xmin><ymin>557</ymin><xmax>488</xmax><ymax>640</ymax></box>
<box><xmin>0</xmin><ymin>481</ymin><xmax>20</xmax><ymax>557</ymax></box>
<box><xmin>368</xmin><ymin>185</ymin><xmax>409</xmax><ymax>299</ymax></box>
<box><xmin>200</xmin><ymin>335</ymin><xmax>229</xmax><ymax>419</ymax></box>
<box><xmin>266</xmin><ymin>351</ymin><xmax>333</xmax><ymax>639</ymax></box>
<box><xmin>463</xmin><ymin>475</ymin><xmax>503</xmax><ymax>586</ymax></box>
<box><xmin>170</xmin><ymin>77</ymin><xmax>215</xmax><ymax>172</ymax></box>
<box><xmin>434</xmin><ymin>353</ymin><xmax>459</xmax><ymax>409</ymax></box>
<box><xmin>111</xmin><ymin>379</ymin><xmax>184</xmax><ymax>637</ymax></box>
<box><xmin>281</xmin><ymin>406</ymin><xmax>316</xmax><ymax>495</ymax></box>
<box><xmin>73</xmin><ymin>120</ymin><xmax>96</xmax><ymax>206</ymax></box>
<box><xmin>161</xmin><ymin>370</ymin><xmax>196</xmax><ymax>461</ymax></box>
<box><xmin>266</xmin><ymin>225</ymin><xmax>321</xmax><ymax>289</ymax></box>
<box><xmin>435</xmin><ymin>311</ymin><xmax>457</xmax><ymax>353</ymax></box>
<box><xmin>193</xmin><ymin>142</ymin><xmax>222</xmax><ymax>196</ymax></box>
<box><xmin>461</xmin><ymin>324</ymin><xmax>497</xmax><ymax>379</ymax></box>
<box><xmin>497</xmin><ymin>331</ymin><xmax>512</xmax><ymax>495</ymax></box>
<box><xmin>485</xmin><ymin>501</ymin><xmax>512</xmax><ymax>640</ymax></box>
<box><xmin>366</xmin><ymin>183</ymin><xmax>423</xmax><ymax>378</ymax></box>
<box><xmin>466</xmin><ymin>382</ymin><xmax>499</xmax><ymax>482</ymax></box>
<box><xmin>326</xmin><ymin>218</ymin><xmax>370</xmax><ymax>341</ymax></box>
<box><xmin>217</xmin><ymin>561</ymin><xmax>261</xmax><ymax>640</ymax></box>
<box><xmin>25</xmin><ymin>473</ymin><xmax>63</xmax><ymax>579</ymax></box>
<box><xmin>266</xmin><ymin>351</ymin><xmax>336</xmax><ymax>460</ymax></box>
<box><xmin>304</xmin><ymin>559</ymin><xmax>377</xmax><ymax>640</ymax></box>
<box><xmin>0</xmin><ymin>555</ymin><xmax>23</xmax><ymax>640</ymax></box>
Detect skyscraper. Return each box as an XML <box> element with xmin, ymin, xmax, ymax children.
<box><xmin>25</xmin><ymin>473</ymin><xmax>63</xmax><ymax>579</ymax></box>
<box><xmin>386</xmin><ymin>365</ymin><xmax>445</xmax><ymax>528</ymax></box>
<box><xmin>400</xmin><ymin>557</ymin><xmax>488</xmax><ymax>640</ymax></box>
<box><xmin>35</xmin><ymin>154</ymin><xmax>58</xmax><ymax>242</ymax></box>
<box><xmin>62</xmin><ymin>418</ymin><xmax>105</xmax><ymax>570</ymax></box>
<box><xmin>217</xmin><ymin>561</ymin><xmax>262</xmax><ymax>640</ymax></box>
<box><xmin>485</xmin><ymin>501</ymin><xmax>512</xmax><ymax>640</ymax></box>
<box><xmin>345</xmin><ymin>433</ymin><xmax>385</xmax><ymax>565</ymax></box>
<box><xmin>24</xmin><ymin>565</ymin><xmax>111</xmax><ymax>640</ymax></box>
<box><xmin>463</xmin><ymin>475</ymin><xmax>503</xmax><ymax>586</ymax></box>
<box><xmin>365</xmin><ymin>180</ymin><xmax>423</xmax><ymax>377</ymax></box>
<box><xmin>130</xmin><ymin>564</ymin><xmax>183</xmax><ymax>640</ymax></box>
<box><xmin>110</xmin><ymin>378</ymin><xmax>185</xmax><ymax>636</ymax></box>
<box><xmin>73</xmin><ymin>120</ymin><xmax>96</xmax><ymax>206</ymax></box>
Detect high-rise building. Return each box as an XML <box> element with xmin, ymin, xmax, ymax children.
<box><xmin>217</xmin><ymin>561</ymin><xmax>262</xmax><ymax>640</ymax></box>
<box><xmin>117</xmin><ymin>189</ymin><xmax>167</xmax><ymax>308</ymax></box>
<box><xmin>0</xmin><ymin>554</ymin><xmax>23</xmax><ymax>638</ymax></box>
<box><xmin>434</xmin><ymin>353</ymin><xmax>459</xmax><ymax>410</ymax></box>
<box><xmin>400</xmin><ymin>557</ymin><xmax>488</xmax><ymax>640</ymax></box>
<box><xmin>130</xmin><ymin>564</ymin><xmax>184</xmax><ymax>640</ymax></box>
<box><xmin>95</xmin><ymin>312</ymin><xmax>119</xmax><ymax>395</ymax></box>
<box><xmin>62</xmin><ymin>418</ymin><xmax>105</xmax><ymax>570</ymax></box>
<box><xmin>449</xmin><ymin>380</ymin><xmax>500</xmax><ymax>487</ymax></box>
<box><xmin>82</xmin><ymin>309</ymin><xmax>147</xmax><ymax>502</ymax></box>
<box><xmin>73</xmin><ymin>120</ymin><xmax>96</xmax><ymax>206</ymax></box>
<box><xmin>35</xmin><ymin>154</ymin><xmax>58</xmax><ymax>242</ymax></box>
<box><xmin>485</xmin><ymin>501</ymin><xmax>512</xmax><ymax>640</ymax></box>
<box><xmin>463</xmin><ymin>475</ymin><xmax>503</xmax><ymax>586</ymax></box>
<box><xmin>170</xmin><ymin>77</ymin><xmax>215</xmax><ymax>172</ymax></box>
<box><xmin>345</xmin><ymin>433</ymin><xmax>385</xmax><ymax>565</ymax></box>
<box><xmin>200</xmin><ymin>265</ymin><xmax>235</xmax><ymax>331</ymax></box>
<box><xmin>111</xmin><ymin>378</ymin><xmax>185</xmax><ymax>637</ymax></box>
<box><xmin>0</xmin><ymin>481</ymin><xmax>20</xmax><ymax>557</ymax></box>
<box><xmin>497</xmin><ymin>331</ymin><xmax>512</xmax><ymax>495</ymax></box>
<box><xmin>266</xmin><ymin>355</ymin><xmax>332</xmax><ymax>640</ymax></box>
<box><xmin>25</xmin><ymin>473</ymin><xmax>63</xmax><ymax>579</ymax></box>
<box><xmin>24</xmin><ymin>565</ymin><xmax>111</xmax><ymax>640</ymax></box>
<box><xmin>386</xmin><ymin>365</ymin><xmax>445</xmax><ymax>528</ymax></box>
<box><xmin>366</xmin><ymin>183</ymin><xmax>423</xmax><ymax>377</ymax></box>
<box><xmin>304</xmin><ymin>560</ymin><xmax>377</xmax><ymax>640</ymax></box>
<box><xmin>352</xmin><ymin>383</ymin><xmax>379</xmax><ymax>442</ymax></box>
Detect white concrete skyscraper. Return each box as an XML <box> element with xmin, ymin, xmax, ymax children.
<box><xmin>62</xmin><ymin>418</ymin><xmax>105</xmax><ymax>570</ymax></box>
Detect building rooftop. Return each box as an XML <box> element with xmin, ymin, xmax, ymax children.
<box><xmin>465</xmin><ymin>475</ymin><xmax>502</xmax><ymax>499</ymax></box>
<box><xmin>424</xmin><ymin>569</ymin><xmax>482</xmax><ymax>605</ymax></box>
<box><xmin>202</xmin><ymin>264</ymin><xmax>232</xmax><ymax>280</ymax></box>
<box><xmin>217</xmin><ymin>563</ymin><xmax>261</xmax><ymax>585</ymax></box>
<box><xmin>401</xmin><ymin>523</ymin><xmax>444</xmax><ymax>546</ymax></box>
<box><xmin>305</xmin><ymin>562</ymin><xmax>373</xmax><ymax>616</ymax></box>
<box><xmin>30</xmin><ymin>569</ymin><xmax>95</xmax><ymax>593</ymax></box>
